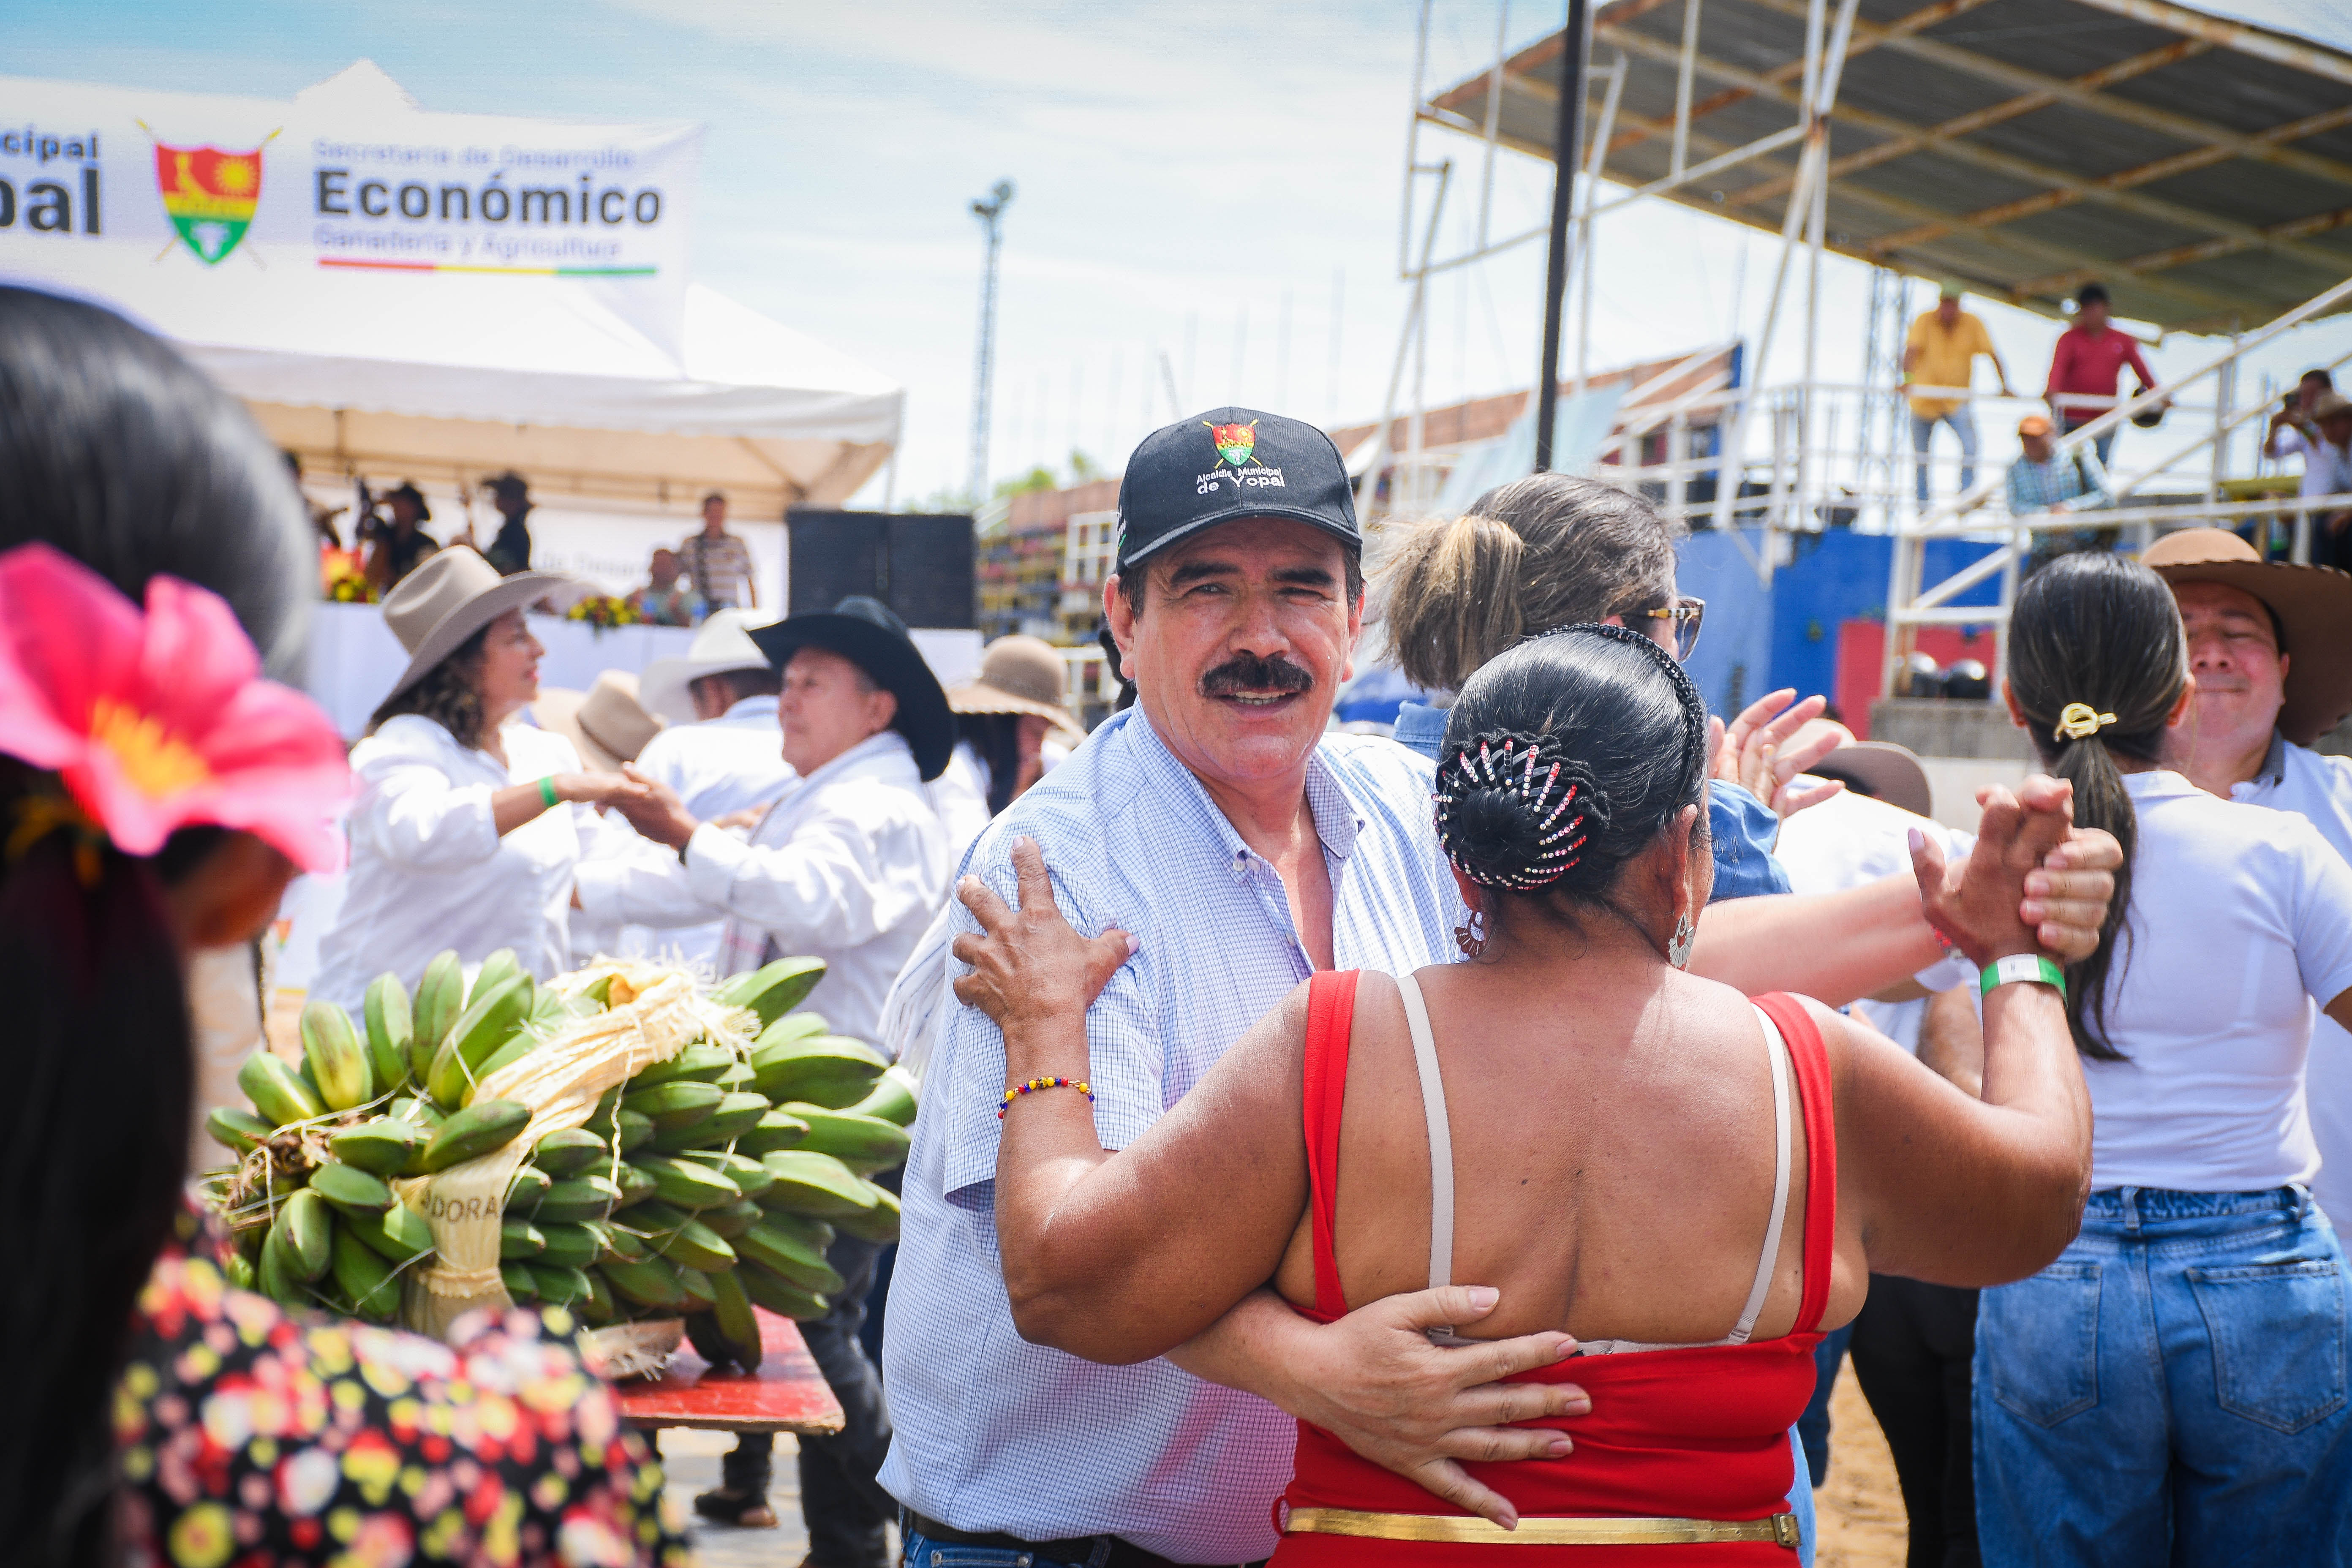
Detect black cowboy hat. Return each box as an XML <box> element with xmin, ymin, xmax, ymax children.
<box><xmin>384</xmin><ymin>480</ymin><xmax>431</xmax><ymax>523</ymax></box>
<box><xmin>750</xmin><ymin>595</ymin><xmax>956</xmax><ymax>781</ymax></box>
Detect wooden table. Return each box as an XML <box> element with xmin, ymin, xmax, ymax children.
<box><xmin>615</xmin><ymin>1307</ymin><xmax>844</xmax><ymax>1435</ymax></box>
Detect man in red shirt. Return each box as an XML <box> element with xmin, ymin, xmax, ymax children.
<box><xmin>2044</xmin><ymin>282</ymin><xmax>2156</xmax><ymax>468</ymax></box>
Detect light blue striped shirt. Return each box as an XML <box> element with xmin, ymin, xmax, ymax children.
<box><xmin>878</xmin><ymin>706</ymin><xmax>1465</xmax><ymax>1562</ymax></box>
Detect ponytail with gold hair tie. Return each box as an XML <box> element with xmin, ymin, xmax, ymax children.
<box><xmin>2052</xmin><ymin>702</ymin><xmax>2118</xmax><ymax>743</ymax></box>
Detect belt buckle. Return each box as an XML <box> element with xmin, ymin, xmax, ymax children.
<box><xmin>1771</xmin><ymin>1512</ymin><xmax>1802</xmax><ymax>1549</ymax></box>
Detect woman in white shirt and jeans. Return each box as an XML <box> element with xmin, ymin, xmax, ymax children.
<box><xmin>1975</xmin><ymin>552</ymin><xmax>2352</xmax><ymax>1563</ymax></box>
<box><xmin>310</xmin><ymin>547</ymin><xmax>640</xmax><ymax>1011</ymax></box>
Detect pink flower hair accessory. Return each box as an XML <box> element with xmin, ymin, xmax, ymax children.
<box><xmin>0</xmin><ymin>542</ymin><xmax>352</xmax><ymax>873</ymax></box>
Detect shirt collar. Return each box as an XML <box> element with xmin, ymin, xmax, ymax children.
<box><xmin>2121</xmin><ymin>767</ymin><xmax>2200</xmax><ymax>800</ymax></box>
<box><xmin>2224</xmin><ymin>732</ymin><xmax>2290</xmax><ymax>800</ymax></box>
<box><xmin>793</xmin><ymin>729</ymin><xmax>915</xmax><ymax>793</ymax></box>
<box><xmin>721</xmin><ymin>694</ymin><xmax>779</xmax><ymax>721</ymax></box>
<box><xmin>1123</xmin><ymin>706</ymin><xmax>1367</xmax><ymax>881</ymax></box>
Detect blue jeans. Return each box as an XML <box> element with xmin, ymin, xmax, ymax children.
<box><xmin>1974</xmin><ymin>1186</ymin><xmax>2352</xmax><ymax>1565</ymax></box>
<box><xmin>1911</xmin><ymin>408</ymin><xmax>1979</xmax><ymax>503</ymax></box>
<box><xmin>898</xmin><ymin>1531</ymin><xmax>1260</xmax><ymax>1567</ymax></box>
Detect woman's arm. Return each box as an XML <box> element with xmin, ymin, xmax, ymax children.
<box><xmin>954</xmin><ymin>840</ymin><xmax>1318</xmax><ymax>1364</ymax></box>
<box><xmin>1691</xmin><ymin>775</ymin><xmax>2122</xmax><ymax>1005</ymax></box>
<box><xmin>488</xmin><ymin>773</ymin><xmax>635</xmax><ymax>836</ymax></box>
<box><xmin>1829</xmin><ymin>793</ymin><xmax>2093</xmax><ymax>1287</ymax></box>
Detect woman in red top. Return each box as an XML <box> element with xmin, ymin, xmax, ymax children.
<box><xmin>954</xmin><ymin>624</ymin><xmax>2093</xmax><ymax>1558</ymax></box>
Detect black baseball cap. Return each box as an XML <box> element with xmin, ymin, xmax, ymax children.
<box><xmin>1115</xmin><ymin>407</ymin><xmax>1360</xmax><ymax>572</ymax></box>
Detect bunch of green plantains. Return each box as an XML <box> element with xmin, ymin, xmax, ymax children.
<box><xmin>200</xmin><ymin>951</ymin><xmax>915</xmax><ymax>1372</ymax></box>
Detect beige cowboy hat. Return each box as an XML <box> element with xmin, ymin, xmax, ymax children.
<box><xmin>379</xmin><ymin>546</ymin><xmax>581</xmax><ymax>703</ymax></box>
<box><xmin>638</xmin><ymin>607</ymin><xmax>779</xmax><ymax>723</ymax></box>
<box><xmin>947</xmin><ymin>635</ymin><xmax>1086</xmax><ymax>744</ymax></box>
<box><xmin>532</xmin><ymin>671</ymin><xmax>663</xmax><ymax>772</ymax></box>
<box><xmin>2142</xmin><ymin>527</ymin><xmax>2352</xmax><ymax>745</ymax></box>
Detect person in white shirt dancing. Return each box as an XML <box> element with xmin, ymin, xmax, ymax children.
<box><xmin>1973</xmin><ymin>551</ymin><xmax>2352</xmax><ymax>1564</ymax></box>
<box><xmin>594</xmin><ymin>594</ymin><xmax>952</xmax><ymax>1562</ymax></box>
<box><xmin>601</xmin><ymin>609</ymin><xmax>795</xmax><ymax>969</ymax></box>
<box><xmin>309</xmin><ymin>547</ymin><xmax>640</xmax><ymax>1012</ymax></box>
<box><xmin>2144</xmin><ymin>527</ymin><xmax>2352</xmax><ymax>1225</ymax></box>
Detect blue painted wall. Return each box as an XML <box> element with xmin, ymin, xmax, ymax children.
<box><xmin>1677</xmin><ymin>529</ymin><xmax>2005</xmax><ymax>717</ymax></box>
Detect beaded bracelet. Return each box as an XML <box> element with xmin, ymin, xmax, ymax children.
<box><xmin>998</xmin><ymin>1076</ymin><xmax>1094</xmax><ymax>1120</ymax></box>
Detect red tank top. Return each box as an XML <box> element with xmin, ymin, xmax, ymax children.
<box><xmin>1273</xmin><ymin>971</ymin><xmax>1836</xmax><ymax>1564</ymax></box>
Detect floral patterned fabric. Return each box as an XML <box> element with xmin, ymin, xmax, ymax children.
<box><xmin>114</xmin><ymin>1215</ymin><xmax>689</xmax><ymax>1568</ymax></box>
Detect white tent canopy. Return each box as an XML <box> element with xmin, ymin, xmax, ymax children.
<box><xmin>223</xmin><ymin>281</ymin><xmax>902</xmax><ymax>514</ymax></box>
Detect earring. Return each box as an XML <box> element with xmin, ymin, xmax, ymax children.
<box><xmin>1454</xmin><ymin>906</ymin><xmax>1489</xmax><ymax>960</ymax></box>
<box><xmin>1667</xmin><ymin>911</ymin><xmax>1696</xmax><ymax>970</ymax></box>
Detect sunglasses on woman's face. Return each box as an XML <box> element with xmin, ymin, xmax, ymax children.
<box><xmin>1640</xmin><ymin>597</ymin><xmax>1706</xmax><ymax>662</ymax></box>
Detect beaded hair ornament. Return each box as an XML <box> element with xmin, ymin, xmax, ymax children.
<box><xmin>1433</xmin><ymin>730</ymin><xmax>1609</xmax><ymax>892</ymax></box>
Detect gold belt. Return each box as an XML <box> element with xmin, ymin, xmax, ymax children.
<box><xmin>1283</xmin><ymin>1507</ymin><xmax>1801</xmax><ymax>1549</ymax></box>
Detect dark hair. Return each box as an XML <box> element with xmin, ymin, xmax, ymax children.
<box><xmin>2077</xmin><ymin>282</ymin><xmax>2110</xmax><ymax>308</ymax></box>
<box><xmin>2303</xmin><ymin>368</ymin><xmax>2334</xmax><ymax>389</ymax></box>
<box><xmin>2008</xmin><ymin>553</ymin><xmax>2188</xmax><ymax>1060</ymax></box>
<box><xmin>1438</xmin><ymin>623</ymin><xmax>1710</xmax><ymax>931</ymax></box>
<box><xmin>958</xmin><ymin>711</ymin><xmax>1029</xmax><ymax>816</ymax></box>
<box><xmin>1380</xmin><ymin>474</ymin><xmax>1682</xmax><ymax>693</ymax></box>
<box><xmin>369</xmin><ymin>622</ymin><xmax>493</xmax><ymax>747</ymax></box>
<box><xmin>0</xmin><ymin>287</ymin><xmax>310</xmax><ymax>1568</ymax></box>
<box><xmin>702</xmin><ymin>491</ymin><xmax>726</xmax><ymax>508</ymax></box>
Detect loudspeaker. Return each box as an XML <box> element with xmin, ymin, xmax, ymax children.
<box><xmin>787</xmin><ymin>511</ymin><xmax>976</xmax><ymax>628</ymax></box>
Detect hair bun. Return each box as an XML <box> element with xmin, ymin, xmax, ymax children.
<box><xmin>1435</xmin><ymin>729</ymin><xmax>1612</xmax><ymax>891</ymax></box>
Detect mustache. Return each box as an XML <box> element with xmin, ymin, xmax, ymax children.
<box><xmin>1200</xmin><ymin>651</ymin><xmax>1316</xmax><ymax>698</ymax></box>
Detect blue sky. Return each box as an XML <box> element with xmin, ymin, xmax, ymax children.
<box><xmin>14</xmin><ymin>0</ymin><xmax>2351</xmax><ymax>506</ymax></box>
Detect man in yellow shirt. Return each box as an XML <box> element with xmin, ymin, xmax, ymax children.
<box><xmin>1903</xmin><ymin>280</ymin><xmax>2013</xmax><ymax>508</ymax></box>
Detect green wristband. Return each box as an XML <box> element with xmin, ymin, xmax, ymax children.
<box><xmin>539</xmin><ymin>776</ymin><xmax>559</xmax><ymax>810</ymax></box>
<box><xmin>1981</xmin><ymin>953</ymin><xmax>2065</xmax><ymax>998</ymax></box>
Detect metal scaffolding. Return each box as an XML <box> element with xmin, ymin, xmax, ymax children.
<box><xmin>1412</xmin><ymin>0</ymin><xmax>2352</xmax><ymax>706</ymax></box>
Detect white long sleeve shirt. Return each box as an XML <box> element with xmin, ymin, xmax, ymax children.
<box><xmin>310</xmin><ymin>716</ymin><xmax>589</xmax><ymax>1013</ymax></box>
<box><xmin>604</xmin><ymin>696</ymin><xmax>796</xmax><ymax>969</ymax></box>
<box><xmin>575</xmin><ymin>730</ymin><xmax>949</xmax><ymax>1043</ymax></box>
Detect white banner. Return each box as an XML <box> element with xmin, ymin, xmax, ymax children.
<box><xmin>0</xmin><ymin>67</ymin><xmax>700</xmax><ymax>354</ymax></box>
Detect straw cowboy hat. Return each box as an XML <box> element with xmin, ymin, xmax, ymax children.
<box><xmin>949</xmin><ymin>635</ymin><xmax>1086</xmax><ymax>744</ymax></box>
<box><xmin>379</xmin><ymin>546</ymin><xmax>580</xmax><ymax>703</ymax></box>
<box><xmin>532</xmin><ymin>671</ymin><xmax>664</xmax><ymax>772</ymax></box>
<box><xmin>1813</xmin><ymin>740</ymin><xmax>1934</xmax><ymax>820</ymax></box>
<box><xmin>750</xmin><ymin>595</ymin><xmax>956</xmax><ymax>781</ymax></box>
<box><xmin>637</xmin><ymin>607</ymin><xmax>778</xmax><ymax>724</ymax></box>
<box><xmin>2142</xmin><ymin>527</ymin><xmax>2352</xmax><ymax>746</ymax></box>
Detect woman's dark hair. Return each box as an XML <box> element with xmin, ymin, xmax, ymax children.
<box><xmin>2008</xmin><ymin>552</ymin><xmax>2187</xmax><ymax>1060</ymax></box>
<box><xmin>0</xmin><ymin>287</ymin><xmax>311</xmax><ymax>1568</ymax></box>
<box><xmin>958</xmin><ymin>711</ymin><xmax>1029</xmax><ymax>817</ymax></box>
<box><xmin>369</xmin><ymin>622</ymin><xmax>493</xmax><ymax>746</ymax></box>
<box><xmin>1438</xmin><ymin>623</ymin><xmax>1710</xmax><ymax>932</ymax></box>
<box><xmin>1380</xmin><ymin>474</ymin><xmax>1682</xmax><ymax>693</ymax></box>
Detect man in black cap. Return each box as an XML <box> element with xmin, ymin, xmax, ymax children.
<box><xmin>880</xmin><ymin>408</ymin><xmax>1592</xmax><ymax>1566</ymax></box>
<box><xmin>595</xmin><ymin>595</ymin><xmax>952</xmax><ymax>1564</ymax></box>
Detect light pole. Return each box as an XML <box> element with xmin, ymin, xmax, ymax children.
<box><xmin>968</xmin><ymin>179</ymin><xmax>1015</xmax><ymax>504</ymax></box>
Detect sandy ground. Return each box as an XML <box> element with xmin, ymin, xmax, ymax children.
<box><xmin>1814</xmin><ymin>1361</ymin><xmax>1911</xmax><ymax>1568</ymax></box>
<box><xmin>658</xmin><ymin>1364</ymin><xmax>1914</xmax><ymax>1567</ymax></box>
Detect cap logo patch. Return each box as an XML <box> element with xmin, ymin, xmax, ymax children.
<box><xmin>1194</xmin><ymin>418</ymin><xmax>1286</xmax><ymax>496</ymax></box>
<box><xmin>1207</xmin><ymin>420</ymin><xmax>1258</xmax><ymax>468</ymax></box>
